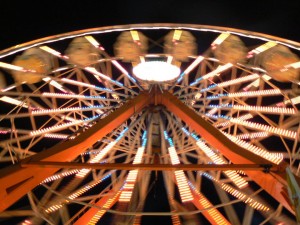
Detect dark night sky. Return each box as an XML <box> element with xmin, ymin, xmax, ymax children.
<box><xmin>0</xmin><ymin>0</ymin><xmax>300</xmax><ymax>51</ymax></box>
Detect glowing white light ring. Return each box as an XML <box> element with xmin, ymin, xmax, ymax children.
<box><xmin>133</xmin><ymin>61</ymin><xmax>180</xmax><ymax>82</ymax></box>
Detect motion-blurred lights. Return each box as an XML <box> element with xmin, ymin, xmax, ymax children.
<box><xmin>133</xmin><ymin>61</ymin><xmax>180</xmax><ymax>82</ymax></box>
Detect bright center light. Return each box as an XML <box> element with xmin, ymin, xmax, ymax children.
<box><xmin>133</xmin><ymin>61</ymin><xmax>180</xmax><ymax>82</ymax></box>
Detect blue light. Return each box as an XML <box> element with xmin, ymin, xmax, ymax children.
<box><xmin>191</xmin><ymin>133</ymin><xmax>199</xmax><ymax>141</ymax></box>
<box><xmin>84</xmin><ymin>115</ymin><xmax>100</xmax><ymax>121</ymax></box>
<box><xmin>142</xmin><ymin>131</ymin><xmax>147</xmax><ymax>139</ymax></box>
<box><xmin>181</xmin><ymin>127</ymin><xmax>190</xmax><ymax>136</ymax></box>
<box><xmin>116</xmin><ymin>127</ymin><xmax>129</xmax><ymax>141</ymax></box>
<box><xmin>190</xmin><ymin>77</ymin><xmax>203</xmax><ymax>86</ymax></box>
<box><xmin>164</xmin><ymin>131</ymin><xmax>168</xmax><ymax>139</ymax></box>
<box><xmin>114</xmin><ymin>80</ymin><xmax>124</xmax><ymax>87</ymax></box>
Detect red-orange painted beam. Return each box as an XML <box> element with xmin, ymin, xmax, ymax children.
<box><xmin>22</xmin><ymin>161</ymin><xmax>277</xmax><ymax>171</ymax></box>
<box><xmin>160</xmin><ymin>91</ymin><xmax>294</xmax><ymax>214</ymax></box>
<box><xmin>0</xmin><ymin>92</ymin><xmax>150</xmax><ymax>212</ymax></box>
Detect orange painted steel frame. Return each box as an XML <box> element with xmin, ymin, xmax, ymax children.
<box><xmin>0</xmin><ymin>92</ymin><xmax>149</xmax><ymax>212</ymax></box>
<box><xmin>0</xmin><ymin>89</ymin><xmax>296</xmax><ymax>218</ymax></box>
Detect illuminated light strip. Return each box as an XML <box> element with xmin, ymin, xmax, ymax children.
<box><xmin>243</xmin><ymin>74</ymin><xmax>271</xmax><ymax>91</ymax></box>
<box><xmin>1</xmin><ymin>85</ymin><xmax>17</xmax><ymax>92</ymax></box>
<box><xmin>112</xmin><ymin>59</ymin><xmax>133</xmax><ymax>75</ymax></box>
<box><xmin>184</xmin><ymin>56</ymin><xmax>204</xmax><ymax>75</ymax></box>
<box><xmin>76</xmin><ymin>127</ymin><xmax>129</xmax><ymax>177</ymax></box>
<box><xmin>196</xmin><ymin>141</ymin><xmax>248</xmax><ymax>188</ymax></box>
<box><xmin>84</xmin><ymin>35</ymin><xmax>138</xmax><ymax>84</ymax></box>
<box><xmin>235</xmin><ymin>132</ymin><xmax>269</xmax><ymax>140</ymax></box>
<box><xmin>207</xmin><ymin>107</ymin><xmax>218</xmax><ymax>115</ymax></box>
<box><xmin>189</xmin><ymin>182</ymin><xmax>230</xmax><ymax>225</ymax></box>
<box><xmin>190</xmin><ymin>63</ymin><xmax>233</xmax><ymax>86</ymax></box>
<box><xmin>42</xmin><ymin>92</ymin><xmax>113</xmax><ymax>101</ymax></box>
<box><xmin>175</xmin><ymin>56</ymin><xmax>204</xmax><ymax>84</ymax></box>
<box><xmin>41</xmin><ymin>169</ymin><xmax>79</xmax><ymax>184</ymax></box>
<box><xmin>45</xmin><ymin>173</ymin><xmax>112</xmax><ymax>213</ymax></box>
<box><xmin>119</xmin><ymin>132</ymin><xmax>147</xmax><ymax>202</ymax></box>
<box><xmin>164</xmin><ymin>131</ymin><xmax>193</xmax><ymax>202</ymax></box>
<box><xmin>168</xmin><ymin>146</ymin><xmax>181</xmax><ymax>165</ymax></box>
<box><xmin>130</xmin><ymin>30</ymin><xmax>140</xmax><ymax>41</ymax></box>
<box><xmin>61</xmin><ymin>115</ymin><xmax>85</xmax><ymax>123</ymax></box>
<box><xmin>84</xmin><ymin>36</ymin><xmax>104</xmax><ymax>50</ymax></box>
<box><xmin>167</xmin><ymin>196</ymin><xmax>181</xmax><ymax>225</ymax></box>
<box><xmin>211</xmin><ymin>32</ymin><xmax>230</xmax><ymax>47</ymax></box>
<box><xmin>173</xmin><ymin>29</ymin><xmax>183</xmax><ymax>40</ymax></box>
<box><xmin>232</xmin><ymin>105</ymin><xmax>296</xmax><ymax>114</ymax></box>
<box><xmin>32</xmin><ymin>105</ymin><xmax>106</xmax><ymax>115</ymax></box>
<box><xmin>229</xmin><ymin>118</ymin><xmax>297</xmax><ymax>139</ymax></box>
<box><xmin>70</xmin><ymin>173</ymin><xmax>112</xmax><ymax>200</ymax></box>
<box><xmin>40</xmin><ymin>46</ymin><xmax>69</xmax><ymax>60</ymax></box>
<box><xmin>217</xmin><ymin>74</ymin><xmax>260</xmax><ymax>88</ymax></box>
<box><xmin>214</xmin><ymin>113</ymin><xmax>253</xmax><ymax>128</ymax></box>
<box><xmin>44</xmin><ymin>133</ymin><xmax>75</xmax><ymax>140</ymax></box>
<box><xmin>168</xmin><ymin>147</ymin><xmax>193</xmax><ymax>202</ymax></box>
<box><xmin>84</xmin><ymin>66</ymin><xmax>128</xmax><ymax>89</ymax></box>
<box><xmin>222</xmin><ymin>132</ymin><xmax>283</xmax><ymax>164</ymax></box>
<box><xmin>0</xmin><ymin>96</ymin><xmax>29</xmax><ymax>108</ymax></box>
<box><xmin>285</xmin><ymin>61</ymin><xmax>300</xmax><ymax>69</ymax></box>
<box><xmin>0</xmin><ymin>130</ymin><xmax>9</xmax><ymax>134</ymax></box>
<box><xmin>176</xmin><ymin>56</ymin><xmax>205</xmax><ymax>83</ymax></box>
<box><xmin>207</xmin><ymin>89</ymin><xmax>281</xmax><ymax>99</ymax></box>
<box><xmin>0</xmin><ymin>61</ymin><xmax>27</xmax><ymax>71</ymax></box>
<box><xmin>61</xmin><ymin>78</ymin><xmax>112</xmax><ymax>93</ymax></box>
<box><xmin>200</xmin><ymin>74</ymin><xmax>260</xmax><ymax>93</ymax></box>
<box><xmin>51</xmin><ymin>66</ymin><xmax>71</xmax><ymax>73</ymax></box>
<box><xmin>205</xmin><ymin>113</ymin><xmax>230</xmax><ymax>121</ymax></box>
<box><xmin>202</xmin><ymin>63</ymin><xmax>232</xmax><ymax>80</ymax></box>
<box><xmin>41</xmin><ymin>45</ymin><xmax>134</xmax><ymax>92</ymax></box>
<box><xmin>88</xmin><ymin>191</ymin><xmax>121</xmax><ymax>225</ymax></box>
<box><xmin>119</xmin><ymin>170</ymin><xmax>138</xmax><ymax>202</ymax></box>
<box><xmin>132</xmin><ymin>216</ymin><xmax>142</xmax><ymax>225</ymax></box>
<box><xmin>171</xmin><ymin>213</ymin><xmax>181</xmax><ymax>225</ymax></box>
<box><xmin>202</xmin><ymin>173</ymin><xmax>269</xmax><ymax>211</ymax></box>
<box><xmin>207</xmin><ymin>104</ymin><xmax>296</xmax><ymax>115</ymax></box>
<box><xmin>76</xmin><ymin>141</ymin><xmax>117</xmax><ymax>178</ymax></box>
<box><xmin>30</xmin><ymin>115</ymin><xmax>100</xmax><ymax>137</ymax></box>
<box><xmin>111</xmin><ymin>60</ymin><xmax>137</xmax><ymax>83</ymax></box>
<box><xmin>248</xmin><ymin>41</ymin><xmax>277</xmax><ymax>56</ymax></box>
<box><xmin>277</xmin><ymin>96</ymin><xmax>300</xmax><ymax>106</ymax></box>
<box><xmin>30</xmin><ymin>121</ymin><xmax>82</xmax><ymax>137</ymax></box>
<box><xmin>182</xmin><ymin>128</ymin><xmax>247</xmax><ymax>188</ymax></box>
<box><xmin>45</xmin><ymin>204</ymin><xmax>63</xmax><ymax>213</ymax></box>
<box><xmin>42</xmin><ymin>77</ymin><xmax>67</xmax><ymax>93</ymax></box>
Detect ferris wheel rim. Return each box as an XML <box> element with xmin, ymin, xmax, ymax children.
<box><xmin>1</xmin><ymin>23</ymin><xmax>300</xmax><ymax>60</ymax></box>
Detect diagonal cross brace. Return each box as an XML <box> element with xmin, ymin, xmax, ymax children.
<box><xmin>0</xmin><ymin>92</ymin><xmax>150</xmax><ymax>212</ymax></box>
<box><xmin>159</xmin><ymin>91</ymin><xmax>295</xmax><ymax>214</ymax></box>
<box><xmin>0</xmin><ymin>89</ymin><xmax>297</xmax><ymax>216</ymax></box>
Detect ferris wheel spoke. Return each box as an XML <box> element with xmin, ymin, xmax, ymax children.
<box><xmin>84</xmin><ymin>35</ymin><xmax>144</xmax><ymax>90</ymax></box>
<box><xmin>39</xmin><ymin>45</ymin><xmax>139</xmax><ymax>96</ymax></box>
<box><xmin>0</xmin><ymin>24</ymin><xmax>299</xmax><ymax>224</ymax></box>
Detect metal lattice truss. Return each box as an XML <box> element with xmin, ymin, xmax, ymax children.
<box><xmin>0</xmin><ymin>24</ymin><xmax>299</xmax><ymax>225</ymax></box>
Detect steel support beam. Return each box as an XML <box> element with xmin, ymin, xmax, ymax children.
<box><xmin>73</xmin><ymin>190</ymin><xmax>121</xmax><ymax>225</ymax></box>
<box><xmin>191</xmin><ymin>189</ymin><xmax>231</xmax><ymax>225</ymax></box>
<box><xmin>21</xmin><ymin>161</ymin><xmax>276</xmax><ymax>171</ymax></box>
<box><xmin>214</xmin><ymin>182</ymin><xmax>241</xmax><ymax>225</ymax></box>
<box><xmin>0</xmin><ymin>210</ymin><xmax>35</xmax><ymax>217</ymax></box>
<box><xmin>159</xmin><ymin>91</ymin><xmax>295</xmax><ymax>214</ymax></box>
<box><xmin>0</xmin><ymin>92</ymin><xmax>150</xmax><ymax>212</ymax></box>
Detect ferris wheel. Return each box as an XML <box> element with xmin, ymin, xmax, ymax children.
<box><xmin>0</xmin><ymin>23</ymin><xmax>299</xmax><ymax>225</ymax></box>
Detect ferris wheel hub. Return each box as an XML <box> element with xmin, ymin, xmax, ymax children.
<box><xmin>133</xmin><ymin>61</ymin><xmax>180</xmax><ymax>83</ymax></box>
